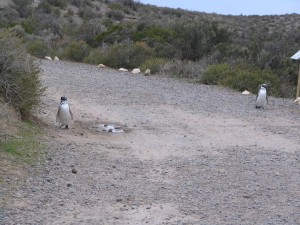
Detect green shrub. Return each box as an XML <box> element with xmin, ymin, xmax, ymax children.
<box><xmin>83</xmin><ymin>48</ymin><xmax>106</xmax><ymax>65</ymax></box>
<box><xmin>161</xmin><ymin>59</ymin><xmax>205</xmax><ymax>80</ymax></box>
<box><xmin>21</xmin><ymin>17</ymin><xmax>38</xmax><ymax>34</ymax></box>
<box><xmin>202</xmin><ymin>63</ymin><xmax>281</xmax><ymax>96</ymax></box>
<box><xmin>92</xmin><ymin>41</ymin><xmax>154</xmax><ymax>69</ymax></box>
<box><xmin>78</xmin><ymin>7</ymin><xmax>96</xmax><ymax>20</ymax></box>
<box><xmin>140</xmin><ymin>57</ymin><xmax>167</xmax><ymax>74</ymax></box>
<box><xmin>64</xmin><ymin>40</ymin><xmax>91</xmax><ymax>62</ymax></box>
<box><xmin>107</xmin><ymin>9</ymin><xmax>125</xmax><ymax>21</ymax></box>
<box><xmin>11</xmin><ymin>25</ymin><xmax>27</xmax><ymax>39</ymax></box>
<box><xmin>37</xmin><ymin>1</ymin><xmax>53</xmax><ymax>14</ymax></box>
<box><xmin>201</xmin><ymin>63</ymin><xmax>232</xmax><ymax>85</ymax></box>
<box><xmin>122</xmin><ymin>0</ymin><xmax>138</xmax><ymax>11</ymax></box>
<box><xmin>46</xmin><ymin>0</ymin><xmax>67</xmax><ymax>8</ymax></box>
<box><xmin>70</xmin><ymin>0</ymin><xmax>81</xmax><ymax>7</ymax></box>
<box><xmin>94</xmin><ymin>24</ymin><xmax>122</xmax><ymax>44</ymax></box>
<box><xmin>0</xmin><ymin>30</ymin><xmax>45</xmax><ymax>118</ymax></box>
<box><xmin>108</xmin><ymin>3</ymin><xmax>123</xmax><ymax>10</ymax></box>
<box><xmin>12</xmin><ymin>0</ymin><xmax>33</xmax><ymax>18</ymax></box>
<box><xmin>27</xmin><ymin>39</ymin><xmax>49</xmax><ymax>58</ymax></box>
<box><xmin>65</xmin><ymin>8</ymin><xmax>74</xmax><ymax>17</ymax></box>
<box><xmin>76</xmin><ymin>21</ymin><xmax>104</xmax><ymax>47</ymax></box>
<box><xmin>133</xmin><ymin>26</ymin><xmax>177</xmax><ymax>44</ymax></box>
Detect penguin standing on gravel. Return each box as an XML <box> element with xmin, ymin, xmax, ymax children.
<box><xmin>255</xmin><ymin>84</ymin><xmax>269</xmax><ymax>108</ymax></box>
<box><xmin>56</xmin><ymin>96</ymin><xmax>73</xmax><ymax>129</ymax></box>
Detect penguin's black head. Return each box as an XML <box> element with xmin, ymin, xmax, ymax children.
<box><xmin>261</xmin><ymin>84</ymin><xmax>268</xmax><ymax>90</ymax></box>
<box><xmin>61</xmin><ymin>96</ymin><xmax>67</xmax><ymax>101</ymax></box>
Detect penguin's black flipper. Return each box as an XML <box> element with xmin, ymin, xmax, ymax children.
<box><xmin>69</xmin><ymin>108</ymin><xmax>73</xmax><ymax>120</ymax></box>
<box><xmin>56</xmin><ymin>108</ymin><xmax>60</xmax><ymax>123</ymax></box>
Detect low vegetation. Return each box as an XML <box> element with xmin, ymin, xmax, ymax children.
<box><xmin>0</xmin><ymin>29</ymin><xmax>45</xmax><ymax>119</ymax></box>
<box><xmin>202</xmin><ymin>62</ymin><xmax>282</xmax><ymax>96</ymax></box>
<box><xmin>0</xmin><ymin>99</ymin><xmax>43</xmax><ymax>194</ymax></box>
<box><xmin>0</xmin><ymin>29</ymin><xmax>45</xmax><ymax>190</ymax></box>
<box><xmin>0</xmin><ymin>120</ymin><xmax>42</xmax><ymax>164</ymax></box>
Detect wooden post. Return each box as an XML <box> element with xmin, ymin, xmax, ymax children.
<box><xmin>297</xmin><ymin>63</ymin><xmax>300</xmax><ymax>98</ymax></box>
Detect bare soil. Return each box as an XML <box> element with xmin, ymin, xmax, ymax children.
<box><xmin>1</xmin><ymin>60</ymin><xmax>300</xmax><ymax>224</ymax></box>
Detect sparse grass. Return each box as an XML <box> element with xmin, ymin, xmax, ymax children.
<box><xmin>0</xmin><ymin>100</ymin><xmax>44</xmax><ymax>189</ymax></box>
<box><xmin>0</xmin><ymin>100</ymin><xmax>45</xmax><ymax>211</ymax></box>
<box><xmin>0</xmin><ymin>120</ymin><xmax>43</xmax><ymax>165</ymax></box>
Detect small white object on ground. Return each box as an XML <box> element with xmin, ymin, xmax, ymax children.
<box><xmin>97</xmin><ymin>64</ymin><xmax>106</xmax><ymax>68</ymax></box>
<box><xmin>294</xmin><ymin>97</ymin><xmax>300</xmax><ymax>104</ymax></box>
<box><xmin>97</xmin><ymin>124</ymin><xmax>124</xmax><ymax>133</ymax></box>
<box><xmin>144</xmin><ymin>69</ymin><xmax>151</xmax><ymax>75</ymax></box>
<box><xmin>242</xmin><ymin>90</ymin><xmax>251</xmax><ymax>95</ymax></box>
<box><xmin>132</xmin><ymin>68</ymin><xmax>141</xmax><ymax>74</ymax></box>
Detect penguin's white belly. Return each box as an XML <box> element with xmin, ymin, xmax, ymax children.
<box><xmin>58</xmin><ymin>105</ymin><xmax>71</xmax><ymax>125</ymax></box>
<box><xmin>256</xmin><ymin>91</ymin><xmax>267</xmax><ymax>107</ymax></box>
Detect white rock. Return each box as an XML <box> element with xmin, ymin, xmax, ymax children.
<box><xmin>119</xmin><ymin>68</ymin><xmax>128</xmax><ymax>72</ymax></box>
<box><xmin>242</xmin><ymin>90</ymin><xmax>251</xmax><ymax>95</ymax></box>
<box><xmin>132</xmin><ymin>68</ymin><xmax>141</xmax><ymax>74</ymax></box>
<box><xmin>97</xmin><ymin>124</ymin><xmax>124</xmax><ymax>133</ymax></box>
<box><xmin>54</xmin><ymin>56</ymin><xmax>59</xmax><ymax>61</ymax></box>
<box><xmin>45</xmin><ymin>56</ymin><xmax>52</xmax><ymax>60</ymax></box>
<box><xmin>144</xmin><ymin>69</ymin><xmax>151</xmax><ymax>75</ymax></box>
<box><xmin>294</xmin><ymin>97</ymin><xmax>300</xmax><ymax>104</ymax></box>
<box><xmin>97</xmin><ymin>64</ymin><xmax>106</xmax><ymax>68</ymax></box>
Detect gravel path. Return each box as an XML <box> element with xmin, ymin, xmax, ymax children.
<box><xmin>1</xmin><ymin>60</ymin><xmax>300</xmax><ymax>224</ymax></box>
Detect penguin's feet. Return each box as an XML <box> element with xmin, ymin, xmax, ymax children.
<box><xmin>59</xmin><ymin>125</ymin><xmax>69</xmax><ymax>129</ymax></box>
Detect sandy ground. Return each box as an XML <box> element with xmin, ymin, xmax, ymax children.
<box><xmin>1</xmin><ymin>60</ymin><xmax>300</xmax><ymax>224</ymax></box>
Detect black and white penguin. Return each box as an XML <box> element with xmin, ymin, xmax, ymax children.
<box><xmin>56</xmin><ymin>96</ymin><xmax>73</xmax><ymax>129</ymax></box>
<box><xmin>255</xmin><ymin>84</ymin><xmax>268</xmax><ymax>108</ymax></box>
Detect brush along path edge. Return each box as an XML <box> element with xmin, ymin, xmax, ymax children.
<box><xmin>1</xmin><ymin>60</ymin><xmax>300</xmax><ymax>224</ymax></box>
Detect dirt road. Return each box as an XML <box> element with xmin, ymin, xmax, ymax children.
<box><xmin>2</xmin><ymin>60</ymin><xmax>300</xmax><ymax>224</ymax></box>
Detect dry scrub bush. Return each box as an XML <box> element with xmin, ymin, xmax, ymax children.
<box><xmin>64</xmin><ymin>40</ymin><xmax>91</xmax><ymax>62</ymax></box>
<box><xmin>27</xmin><ymin>39</ymin><xmax>50</xmax><ymax>58</ymax></box>
<box><xmin>202</xmin><ymin>63</ymin><xmax>281</xmax><ymax>97</ymax></box>
<box><xmin>140</xmin><ymin>57</ymin><xmax>167</xmax><ymax>74</ymax></box>
<box><xmin>0</xmin><ymin>30</ymin><xmax>45</xmax><ymax>118</ymax></box>
<box><xmin>161</xmin><ymin>59</ymin><xmax>205</xmax><ymax>81</ymax></box>
<box><xmin>86</xmin><ymin>41</ymin><xmax>154</xmax><ymax>69</ymax></box>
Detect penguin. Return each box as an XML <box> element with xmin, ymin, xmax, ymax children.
<box><xmin>255</xmin><ymin>84</ymin><xmax>269</xmax><ymax>108</ymax></box>
<box><xmin>56</xmin><ymin>96</ymin><xmax>73</xmax><ymax>129</ymax></box>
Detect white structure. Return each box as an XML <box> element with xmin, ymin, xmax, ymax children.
<box><xmin>291</xmin><ymin>50</ymin><xmax>300</xmax><ymax>60</ymax></box>
<box><xmin>291</xmin><ymin>50</ymin><xmax>300</xmax><ymax>98</ymax></box>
